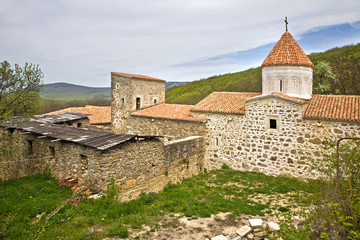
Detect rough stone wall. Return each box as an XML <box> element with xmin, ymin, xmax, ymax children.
<box><xmin>117</xmin><ymin>136</ymin><xmax>204</xmax><ymax>201</ymax></box>
<box><xmin>0</xmin><ymin>129</ymin><xmax>204</xmax><ymax>202</ymax></box>
<box><xmin>125</xmin><ymin>116</ymin><xmax>205</xmax><ymax>139</ymax></box>
<box><xmin>191</xmin><ymin>112</ymin><xmax>247</xmax><ymax>171</ymax></box>
<box><xmin>0</xmin><ymin>129</ymin><xmax>42</xmax><ymax>180</ymax></box>
<box><xmin>194</xmin><ymin>97</ymin><xmax>360</xmax><ymax>178</ymax></box>
<box><xmin>111</xmin><ymin>73</ymin><xmax>165</xmax><ymax>132</ymax></box>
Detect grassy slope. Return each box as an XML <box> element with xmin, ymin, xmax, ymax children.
<box><xmin>0</xmin><ymin>170</ymin><xmax>321</xmax><ymax>239</ymax></box>
<box><xmin>166</xmin><ymin>43</ymin><xmax>360</xmax><ymax>105</ymax></box>
<box><xmin>166</xmin><ymin>68</ymin><xmax>262</xmax><ymax>105</ymax></box>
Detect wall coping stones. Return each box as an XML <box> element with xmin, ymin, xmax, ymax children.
<box><xmin>164</xmin><ymin>136</ymin><xmax>203</xmax><ymax>146</ymax></box>
<box><xmin>245</xmin><ymin>93</ymin><xmax>306</xmax><ymax>105</ymax></box>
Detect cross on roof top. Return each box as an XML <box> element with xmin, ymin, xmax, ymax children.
<box><xmin>285</xmin><ymin>16</ymin><xmax>288</xmax><ymax>31</ymax></box>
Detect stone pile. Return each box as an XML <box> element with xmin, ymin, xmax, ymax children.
<box><xmin>206</xmin><ymin>218</ymin><xmax>280</xmax><ymax>240</ymax></box>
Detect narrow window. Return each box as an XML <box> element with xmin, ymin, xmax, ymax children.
<box><xmin>279</xmin><ymin>79</ymin><xmax>283</xmax><ymax>92</ymax></box>
<box><xmin>28</xmin><ymin>140</ymin><xmax>33</xmax><ymax>154</ymax></box>
<box><xmin>154</xmin><ymin>99</ymin><xmax>157</xmax><ymax>104</ymax></box>
<box><xmin>122</xmin><ymin>98</ymin><xmax>125</xmax><ymax>104</ymax></box>
<box><xmin>49</xmin><ymin>146</ymin><xmax>55</xmax><ymax>157</ymax></box>
<box><xmin>136</xmin><ymin>97</ymin><xmax>141</xmax><ymax>110</ymax></box>
<box><xmin>270</xmin><ymin>119</ymin><xmax>277</xmax><ymax>129</ymax></box>
<box><xmin>77</xmin><ymin>122</ymin><xmax>82</xmax><ymax>128</ymax></box>
<box><xmin>215</xmin><ymin>137</ymin><xmax>219</xmax><ymax>147</ymax></box>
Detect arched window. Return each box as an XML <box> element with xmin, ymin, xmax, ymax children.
<box><xmin>280</xmin><ymin>79</ymin><xmax>283</xmax><ymax>92</ymax></box>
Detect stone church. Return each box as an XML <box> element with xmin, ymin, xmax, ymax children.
<box><xmin>1</xmin><ymin>29</ymin><xmax>359</xmax><ymax>200</ymax></box>
<box><xmin>111</xmin><ymin>30</ymin><xmax>360</xmax><ymax>178</ymax></box>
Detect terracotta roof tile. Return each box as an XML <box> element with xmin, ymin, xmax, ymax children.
<box><xmin>191</xmin><ymin>92</ymin><xmax>261</xmax><ymax>114</ymax></box>
<box><xmin>131</xmin><ymin>104</ymin><xmax>204</xmax><ymax>122</ymax></box>
<box><xmin>261</xmin><ymin>31</ymin><xmax>314</xmax><ymax>68</ymax></box>
<box><xmin>111</xmin><ymin>72</ymin><xmax>165</xmax><ymax>82</ymax></box>
<box><xmin>304</xmin><ymin>95</ymin><xmax>360</xmax><ymax>122</ymax></box>
<box><xmin>48</xmin><ymin>105</ymin><xmax>111</xmax><ymax>125</ymax></box>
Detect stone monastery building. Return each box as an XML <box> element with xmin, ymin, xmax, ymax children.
<box><xmin>1</xmin><ymin>30</ymin><xmax>360</xmax><ymax>200</ymax></box>
<box><xmin>111</xmin><ymin>30</ymin><xmax>360</xmax><ymax>178</ymax></box>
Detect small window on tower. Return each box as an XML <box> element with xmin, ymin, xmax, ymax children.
<box><xmin>122</xmin><ymin>98</ymin><xmax>125</xmax><ymax>104</ymax></box>
<box><xmin>266</xmin><ymin>115</ymin><xmax>280</xmax><ymax>132</ymax></box>
<box><xmin>136</xmin><ymin>97</ymin><xmax>141</xmax><ymax>110</ymax></box>
<box><xmin>270</xmin><ymin>119</ymin><xmax>277</xmax><ymax>129</ymax></box>
<box><xmin>154</xmin><ymin>99</ymin><xmax>157</xmax><ymax>104</ymax></box>
<box><xmin>280</xmin><ymin>79</ymin><xmax>283</xmax><ymax>92</ymax></box>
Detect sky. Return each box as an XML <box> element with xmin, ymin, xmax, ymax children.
<box><xmin>1</xmin><ymin>0</ymin><xmax>360</xmax><ymax>87</ymax></box>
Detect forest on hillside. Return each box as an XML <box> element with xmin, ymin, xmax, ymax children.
<box><xmin>165</xmin><ymin>43</ymin><xmax>360</xmax><ymax>105</ymax></box>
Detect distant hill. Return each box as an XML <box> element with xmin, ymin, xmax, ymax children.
<box><xmin>40</xmin><ymin>83</ymin><xmax>111</xmax><ymax>101</ymax></box>
<box><xmin>40</xmin><ymin>82</ymin><xmax>189</xmax><ymax>101</ymax></box>
<box><xmin>165</xmin><ymin>43</ymin><xmax>360</xmax><ymax>105</ymax></box>
<box><xmin>165</xmin><ymin>81</ymin><xmax>189</xmax><ymax>89</ymax></box>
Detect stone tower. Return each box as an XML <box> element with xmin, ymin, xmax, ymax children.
<box><xmin>261</xmin><ymin>31</ymin><xmax>314</xmax><ymax>99</ymax></box>
<box><xmin>111</xmin><ymin>72</ymin><xmax>165</xmax><ymax>132</ymax></box>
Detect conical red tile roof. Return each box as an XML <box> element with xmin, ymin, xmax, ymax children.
<box><xmin>261</xmin><ymin>31</ymin><xmax>314</xmax><ymax>68</ymax></box>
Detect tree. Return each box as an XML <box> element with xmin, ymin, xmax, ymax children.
<box><xmin>313</xmin><ymin>61</ymin><xmax>338</xmax><ymax>94</ymax></box>
<box><xmin>0</xmin><ymin>61</ymin><xmax>43</xmax><ymax>120</ymax></box>
<box><xmin>331</xmin><ymin>55</ymin><xmax>360</xmax><ymax>95</ymax></box>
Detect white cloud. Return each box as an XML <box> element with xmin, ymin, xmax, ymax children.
<box><xmin>0</xmin><ymin>0</ymin><xmax>360</xmax><ymax>86</ymax></box>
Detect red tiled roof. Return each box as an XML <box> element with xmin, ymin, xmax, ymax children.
<box><xmin>191</xmin><ymin>92</ymin><xmax>261</xmax><ymax>114</ymax></box>
<box><xmin>131</xmin><ymin>104</ymin><xmax>204</xmax><ymax>122</ymax></box>
<box><xmin>261</xmin><ymin>31</ymin><xmax>314</xmax><ymax>68</ymax></box>
<box><xmin>111</xmin><ymin>72</ymin><xmax>165</xmax><ymax>82</ymax></box>
<box><xmin>48</xmin><ymin>105</ymin><xmax>111</xmax><ymax>125</ymax></box>
<box><xmin>304</xmin><ymin>95</ymin><xmax>360</xmax><ymax>122</ymax></box>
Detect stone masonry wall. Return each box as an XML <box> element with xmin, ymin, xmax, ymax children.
<box><xmin>191</xmin><ymin>112</ymin><xmax>247</xmax><ymax>171</ymax></box>
<box><xmin>0</xmin><ymin>129</ymin><xmax>43</xmax><ymax>180</ymax></box>
<box><xmin>125</xmin><ymin>115</ymin><xmax>205</xmax><ymax>139</ymax></box>
<box><xmin>111</xmin><ymin>73</ymin><xmax>165</xmax><ymax>132</ymax></box>
<box><xmin>0</xmin><ymin>129</ymin><xmax>204</xmax><ymax>202</ymax></box>
<box><xmin>194</xmin><ymin>97</ymin><xmax>360</xmax><ymax>178</ymax></box>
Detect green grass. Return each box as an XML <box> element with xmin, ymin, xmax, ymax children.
<box><xmin>0</xmin><ymin>174</ymin><xmax>72</xmax><ymax>240</ymax></box>
<box><xmin>0</xmin><ymin>169</ymin><xmax>322</xmax><ymax>239</ymax></box>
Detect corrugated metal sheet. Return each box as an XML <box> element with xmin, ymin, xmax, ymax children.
<box><xmin>2</xmin><ymin>119</ymin><xmax>138</xmax><ymax>150</ymax></box>
<box><xmin>35</xmin><ymin>112</ymin><xmax>90</xmax><ymax>124</ymax></box>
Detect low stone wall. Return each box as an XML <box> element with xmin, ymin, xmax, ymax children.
<box><xmin>0</xmin><ymin>128</ymin><xmax>204</xmax><ymax>202</ymax></box>
<box><xmin>117</xmin><ymin>136</ymin><xmax>204</xmax><ymax>201</ymax></box>
<box><xmin>124</xmin><ymin>115</ymin><xmax>205</xmax><ymax>139</ymax></box>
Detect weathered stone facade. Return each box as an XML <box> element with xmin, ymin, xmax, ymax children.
<box><xmin>0</xmin><ymin>128</ymin><xmax>204</xmax><ymax>201</ymax></box>
<box><xmin>126</xmin><ymin>116</ymin><xmax>205</xmax><ymax>139</ymax></box>
<box><xmin>192</xmin><ymin>96</ymin><xmax>360</xmax><ymax>178</ymax></box>
<box><xmin>111</xmin><ymin>73</ymin><xmax>165</xmax><ymax>132</ymax></box>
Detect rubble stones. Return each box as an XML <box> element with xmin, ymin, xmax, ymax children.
<box><xmin>236</xmin><ymin>225</ymin><xmax>252</xmax><ymax>237</ymax></box>
<box><xmin>207</xmin><ymin>217</ymin><xmax>280</xmax><ymax>240</ymax></box>
<box><xmin>249</xmin><ymin>218</ymin><xmax>263</xmax><ymax>228</ymax></box>
<box><xmin>267</xmin><ymin>221</ymin><xmax>280</xmax><ymax>231</ymax></box>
